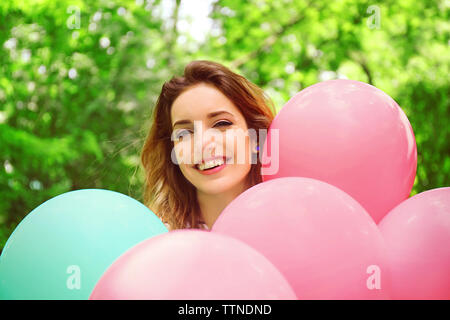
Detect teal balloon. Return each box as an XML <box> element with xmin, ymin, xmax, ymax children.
<box><xmin>0</xmin><ymin>189</ymin><xmax>167</xmax><ymax>299</ymax></box>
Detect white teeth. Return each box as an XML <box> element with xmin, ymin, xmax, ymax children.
<box><xmin>197</xmin><ymin>158</ymin><xmax>225</xmax><ymax>171</ymax></box>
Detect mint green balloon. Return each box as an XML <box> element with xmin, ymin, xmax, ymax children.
<box><xmin>0</xmin><ymin>189</ymin><xmax>168</xmax><ymax>299</ymax></box>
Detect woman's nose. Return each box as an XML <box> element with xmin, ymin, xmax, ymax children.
<box><xmin>193</xmin><ymin>123</ymin><xmax>223</xmax><ymax>161</ymax></box>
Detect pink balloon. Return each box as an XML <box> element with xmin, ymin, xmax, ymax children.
<box><xmin>261</xmin><ymin>79</ymin><xmax>417</xmax><ymax>223</ymax></box>
<box><xmin>90</xmin><ymin>230</ymin><xmax>297</xmax><ymax>300</ymax></box>
<box><xmin>212</xmin><ymin>177</ymin><xmax>391</xmax><ymax>299</ymax></box>
<box><xmin>378</xmin><ymin>187</ymin><xmax>450</xmax><ymax>300</ymax></box>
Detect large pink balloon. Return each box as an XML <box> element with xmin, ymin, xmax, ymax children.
<box><xmin>90</xmin><ymin>230</ymin><xmax>297</xmax><ymax>300</ymax></box>
<box><xmin>378</xmin><ymin>187</ymin><xmax>450</xmax><ymax>300</ymax></box>
<box><xmin>212</xmin><ymin>177</ymin><xmax>391</xmax><ymax>299</ymax></box>
<box><xmin>261</xmin><ymin>79</ymin><xmax>417</xmax><ymax>223</ymax></box>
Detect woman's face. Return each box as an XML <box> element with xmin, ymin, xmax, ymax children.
<box><xmin>170</xmin><ymin>83</ymin><xmax>254</xmax><ymax>195</ymax></box>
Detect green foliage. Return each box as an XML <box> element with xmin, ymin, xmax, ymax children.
<box><xmin>1</xmin><ymin>0</ymin><xmax>449</xmax><ymax>251</ymax></box>
<box><xmin>204</xmin><ymin>0</ymin><xmax>449</xmax><ymax>192</ymax></box>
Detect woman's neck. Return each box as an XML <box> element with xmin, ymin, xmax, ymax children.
<box><xmin>197</xmin><ymin>179</ymin><xmax>251</xmax><ymax>229</ymax></box>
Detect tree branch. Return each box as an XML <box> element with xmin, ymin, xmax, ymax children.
<box><xmin>230</xmin><ymin>1</ymin><xmax>318</xmax><ymax>69</ymax></box>
<box><xmin>350</xmin><ymin>51</ymin><xmax>374</xmax><ymax>85</ymax></box>
<box><xmin>167</xmin><ymin>0</ymin><xmax>181</xmax><ymax>68</ymax></box>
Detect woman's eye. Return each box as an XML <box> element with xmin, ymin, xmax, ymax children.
<box><xmin>214</xmin><ymin>120</ymin><xmax>232</xmax><ymax>128</ymax></box>
<box><xmin>175</xmin><ymin>129</ymin><xmax>192</xmax><ymax>141</ymax></box>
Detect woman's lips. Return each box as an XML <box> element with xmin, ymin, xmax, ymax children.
<box><xmin>196</xmin><ymin>162</ymin><xmax>226</xmax><ymax>175</ymax></box>
<box><xmin>194</xmin><ymin>157</ymin><xmax>231</xmax><ymax>175</ymax></box>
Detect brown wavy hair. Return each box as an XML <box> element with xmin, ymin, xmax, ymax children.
<box><xmin>140</xmin><ymin>60</ymin><xmax>275</xmax><ymax>230</ymax></box>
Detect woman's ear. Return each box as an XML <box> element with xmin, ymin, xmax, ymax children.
<box><xmin>249</xmin><ymin>134</ymin><xmax>259</xmax><ymax>154</ymax></box>
<box><xmin>252</xmin><ymin>142</ymin><xmax>259</xmax><ymax>154</ymax></box>
<box><xmin>250</xmin><ymin>142</ymin><xmax>259</xmax><ymax>165</ymax></box>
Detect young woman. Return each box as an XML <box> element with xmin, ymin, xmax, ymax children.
<box><xmin>140</xmin><ymin>60</ymin><xmax>275</xmax><ymax>231</ymax></box>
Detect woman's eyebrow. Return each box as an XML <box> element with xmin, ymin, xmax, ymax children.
<box><xmin>172</xmin><ymin>110</ymin><xmax>234</xmax><ymax>129</ymax></box>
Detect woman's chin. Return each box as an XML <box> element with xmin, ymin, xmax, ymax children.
<box><xmin>185</xmin><ymin>164</ymin><xmax>252</xmax><ymax>195</ymax></box>
<box><xmin>196</xmin><ymin>183</ymin><xmax>231</xmax><ymax>195</ymax></box>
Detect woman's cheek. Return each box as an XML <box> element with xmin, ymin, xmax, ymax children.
<box><xmin>233</xmin><ymin>132</ymin><xmax>251</xmax><ymax>166</ymax></box>
<box><xmin>224</xmin><ymin>131</ymin><xmax>242</xmax><ymax>165</ymax></box>
<box><xmin>173</xmin><ymin>141</ymin><xmax>192</xmax><ymax>166</ymax></box>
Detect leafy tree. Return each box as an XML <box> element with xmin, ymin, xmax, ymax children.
<box><xmin>1</xmin><ymin>0</ymin><xmax>448</xmax><ymax>251</ymax></box>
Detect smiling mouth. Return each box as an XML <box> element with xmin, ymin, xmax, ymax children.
<box><xmin>194</xmin><ymin>157</ymin><xmax>232</xmax><ymax>171</ymax></box>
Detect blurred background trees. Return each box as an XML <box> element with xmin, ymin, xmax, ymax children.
<box><xmin>0</xmin><ymin>0</ymin><xmax>448</xmax><ymax>250</ymax></box>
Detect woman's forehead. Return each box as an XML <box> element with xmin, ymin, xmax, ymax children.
<box><xmin>171</xmin><ymin>84</ymin><xmax>242</xmax><ymax>124</ymax></box>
